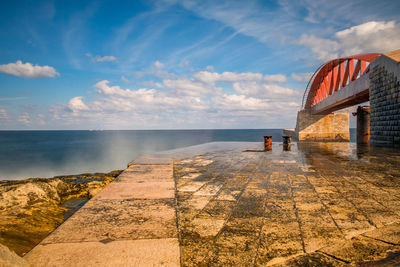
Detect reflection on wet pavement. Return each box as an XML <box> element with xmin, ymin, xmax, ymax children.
<box><xmin>174</xmin><ymin>142</ymin><xmax>400</xmax><ymax>266</ymax></box>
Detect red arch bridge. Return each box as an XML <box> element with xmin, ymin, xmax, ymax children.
<box><xmin>294</xmin><ymin>49</ymin><xmax>400</xmax><ymax>144</ymax></box>
<box><xmin>302</xmin><ymin>53</ymin><xmax>382</xmax><ymax>115</ymax></box>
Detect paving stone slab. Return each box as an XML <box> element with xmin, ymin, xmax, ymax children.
<box><xmin>318</xmin><ymin>235</ymin><xmax>399</xmax><ymax>263</ymax></box>
<box><xmin>25</xmin><ymin>238</ymin><xmax>180</xmax><ymax>267</ymax></box>
<box><xmin>362</xmin><ymin>222</ymin><xmax>400</xmax><ymax>244</ymax></box>
<box><xmin>42</xmin><ymin>199</ymin><xmax>177</xmax><ymax>243</ymax></box>
<box><xmin>93</xmin><ymin>181</ymin><xmax>175</xmax><ymax>200</ymax></box>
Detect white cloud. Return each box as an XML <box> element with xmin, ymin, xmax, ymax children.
<box><xmin>335</xmin><ymin>21</ymin><xmax>395</xmax><ymax>38</ymax></box>
<box><xmin>0</xmin><ymin>60</ymin><xmax>59</xmax><ymax>78</ymax></box>
<box><xmin>55</xmin><ymin>69</ymin><xmax>300</xmax><ymax>128</ymax></box>
<box><xmin>162</xmin><ymin>78</ymin><xmax>212</xmax><ymax>96</ymax></box>
<box><xmin>194</xmin><ymin>71</ymin><xmax>263</xmax><ymax>84</ymax></box>
<box><xmin>18</xmin><ymin>112</ymin><xmax>31</xmax><ymax>124</ymax></box>
<box><xmin>0</xmin><ymin>108</ymin><xmax>8</xmax><ymax>119</ymax></box>
<box><xmin>263</xmin><ymin>84</ymin><xmax>300</xmax><ymax>96</ymax></box>
<box><xmin>298</xmin><ymin>35</ymin><xmax>339</xmax><ymax>61</ymax></box>
<box><xmin>232</xmin><ymin>81</ymin><xmax>299</xmax><ymax>97</ymax></box>
<box><xmin>193</xmin><ymin>71</ymin><xmax>287</xmax><ymax>85</ymax></box>
<box><xmin>298</xmin><ymin>20</ymin><xmax>400</xmax><ymax>61</ymax></box>
<box><xmin>95</xmin><ymin>55</ymin><xmax>117</xmax><ymax>62</ymax></box>
<box><xmin>211</xmin><ymin>93</ymin><xmax>299</xmax><ymax>118</ymax></box>
<box><xmin>291</xmin><ymin>72</ymin><xmax>313</xmax><ymax>82</ymax></box>
<box><xmin>206</xmin><ymin>65</ymin><xmax>214</xmax><ymax>72</ymax></box>
<box><xmin>264</xmin><ymin>74</ymin><xmax>287</xmax><ymax>83</ymax></box>
<box><xmin>91</xmin><ymin>80</ymin><xmax>207</xmax><ymax>111</ymax></box>
<box><xmin>68</xmin><ymin>96</ymin><xmax>89</xmax><ymax>112</ymax></box>
<box><xmin>154</xmin><ymin>60</ymin><xmax>164</xmax><ymax>68</ymax></box>
<box><xmin>94</xmin><ymin>80</ymin><xmax>165</xmax><ymax>102</ymax></box>
<box><xmin>213</xmin><ymin>94</ymin><xmax>266</xmax><ymax>111</ymax></box>
<box><xmin>86</xmin><ymin>53</ymin><xmax>117</xmax><ymax>62</ymax></box>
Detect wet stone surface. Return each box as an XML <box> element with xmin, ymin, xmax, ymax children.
<box><xmin>173</xmin><ymin>142</ymin><xmax>400</xmax><ymax>266</ymax></box>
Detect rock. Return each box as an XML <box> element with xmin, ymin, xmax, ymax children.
<box><xmin>0</xmin><ymin>170</ymin><xmax>122</xmax><ymax>256</ymax></box>
<box><xmin>0</xmin><ymin>179</ymin><xmax>62</xmax><ymax>212</ymax></box>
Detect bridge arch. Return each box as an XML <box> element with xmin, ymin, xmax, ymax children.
<box><xmin>302</xmin><ymin>53</ymin><xmax>382</xmax><ymax>110</ymax></box>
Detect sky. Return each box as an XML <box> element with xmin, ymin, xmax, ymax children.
<box><xmin>0</xmin><ymin>0</ymin><xmax>399</xmax><ymax>130</ymax></box>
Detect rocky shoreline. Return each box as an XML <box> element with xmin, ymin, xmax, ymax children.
<box><xmin>0</xmin><ymin>170</ymin><xmax>122</xmax><ymax>257</ymax></box>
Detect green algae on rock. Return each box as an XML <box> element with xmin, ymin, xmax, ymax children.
<box><xmin>0</xmin><ymin>170</ymin><xmax>122</xmax><ymax>256</ymax></box>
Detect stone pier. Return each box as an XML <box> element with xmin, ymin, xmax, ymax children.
<box><xmin>294</xmin><ymin>109</ymin><xmax>349</xmax><ymax>141</ymax></box>
<box><xmin>22</xmin><ymin>142</ymin><xmax>400</xmax><ymax>266</ymax></box>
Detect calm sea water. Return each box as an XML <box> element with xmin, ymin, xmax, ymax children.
<box><xmin>0</xmin><ymin>129</ymin><xmax>356</xmax><ymax>180</ymax></box>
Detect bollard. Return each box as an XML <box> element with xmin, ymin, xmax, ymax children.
<box><xmin>264</xmin><ymin>135</ymin><xmax>272</xmax><ymax>151</ymax></box>
<box><xmin>282</xmin><ymin>136</ymin><xmax>291</xmax><ymax>151</ymax></box>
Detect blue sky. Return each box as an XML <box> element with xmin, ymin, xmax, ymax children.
<box><xmin>0</xmin><ymin>0</ymin><xmax>399</xmax><ymax>130</ymax></box>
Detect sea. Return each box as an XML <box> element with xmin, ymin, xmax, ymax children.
<box><xmin>0</xmin><ymin>129</ymin><xmax>356</xmax><ymax>180</ymax></box>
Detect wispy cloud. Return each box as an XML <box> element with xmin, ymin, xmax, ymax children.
<box><xmin>0</xmin><ymin>108</ymin><xmax>8</xmax><ymax>119</ymax></box>
<box><xmin>0</xmin><ymin>97</ymin><xmax>29</xmax><ymax>101</ymax></box>
<box><xmin>112</xmin><ymin>9</ymin><xmax>177</xmax><ymax>67</ymax></box>
<box><xmin>86</xmin><ymin>53</ymin><xmax>117</xmax><ymax>62</ymax></box>
<box><xmin>171</xmin><ymin>0</ymin><xmax>400</xmax><ymax>63</ymax></box>
<box><xmin>0</xmin><ymin>61</ymin><xmax>59</xmax><ymax>78</ymax></box>
<box><xmin>63</xmin><ymin>3</ymin><xmax>98</xmax><ymax>69</ymax></box>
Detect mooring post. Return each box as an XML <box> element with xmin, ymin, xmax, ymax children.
<box><xmin>264</xmin><ymin>135</ymin><xmax>272</xmax><ymax>151</ymax></box>
<box><xmin>352</xmin><ymin>106</ymin><xmax>370</xmax><ymax>144</ymax></box>
<box><xmin>282</xmin><ymin>136</ymin><xmax>292</xmax><ymax>151</ymax></box>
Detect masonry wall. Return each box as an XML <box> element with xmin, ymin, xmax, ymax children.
<box><xmin>295</xmin><ymin>110</ymin><xmax>349</xmax><ymax>141</ymax></box>
<box><xmin>369</xmin><ymin>53</ymin><xmax>400</xmax><ymax>144</ymax></box>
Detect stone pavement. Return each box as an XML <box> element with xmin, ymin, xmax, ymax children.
<box><xmin>25</xmin><ymin>142</ymin><xmax>400</xmax><ymax>266</ymax></box>
<box><xmin>25</xmin><ymin>163</ymin><xmax>180</xmax><ymax>266</ymax></box>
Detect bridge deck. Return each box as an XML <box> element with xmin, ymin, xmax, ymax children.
<box><xmin>311</xmin><ymin>73</ymin><xmax>370</xmax><ymax>115</ymax></box>
<box><xmin>25</xmin><ymin>142</ymin><xmax>400</xmax><ymax>266</ymax></box>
